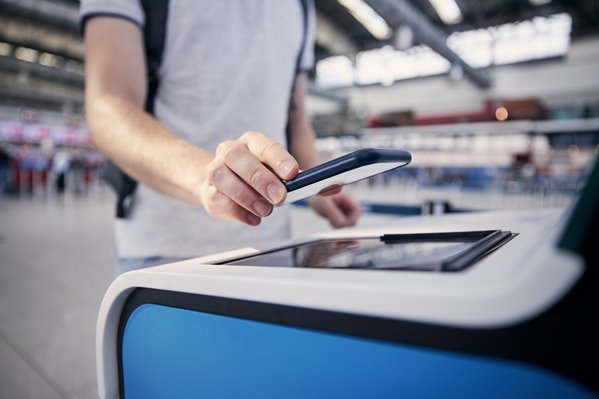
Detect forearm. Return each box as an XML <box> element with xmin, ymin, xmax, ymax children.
<box><xmin>87</xmin><ymin>94</ymin><xmax>211</xmax><ymax>206</ymax></box>
<box><xmin>84</xmin><ymin>16</ymin><xmax>296</xmax><ymax>226</ymax></box>
<box><xmin>287</xmin><ymin>73</ymin><xmax>319</xmax><ymax>169</ymax></box>
<box><xmin>85</xmin><ymin>16</ymin><xmax>211</xmax><ymax>206</ymax></box>
<box><xmin>289</xmin><ymin>116</ymin><xmax>319</xmax><ymax>170</ymax></box>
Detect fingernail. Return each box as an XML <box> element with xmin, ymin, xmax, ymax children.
<box><xmin>267</xmin><ymin>183</ymin><xmax>285</xmax><ymax>203</ymax></box>
<box><xmin>253</xmin><ymin>200</ymin><xmax>272</xmax><ymax>217</ymax></box>
<box><xmin>280</xmin><ymin>161</ymin><xmax>296</xmax><ymax>177</ymax></box>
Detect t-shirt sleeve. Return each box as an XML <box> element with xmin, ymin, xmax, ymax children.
<box><xmin>298</xmin><ymin>0</ymin><xmax>316</xmax><ymax>72</ymax></box>
<box><xmin>79</xmin><ymin>0</ymin><xmax>145</xmax><ymax>33</ymax></box>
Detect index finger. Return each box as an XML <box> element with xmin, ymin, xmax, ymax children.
<box><xmin>239</xmin><ymin>131</ymin><xmax>299</xmax><ymax>180</ymax></box>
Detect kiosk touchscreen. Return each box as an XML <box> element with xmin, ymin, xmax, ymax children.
<box><xmin>222</xmin><ymin>230</ymin><xmax>515</xmax><ymax>272</ymax></box>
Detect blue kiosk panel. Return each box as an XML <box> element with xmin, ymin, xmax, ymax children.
<box><xmin>121</xmin><ymin>303</ymin><xmax>595</xmax><ymax>399</ymax></box>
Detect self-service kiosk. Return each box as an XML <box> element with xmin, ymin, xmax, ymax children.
<box><xmin>96</xmin><ymin>161</ymin><xmax>598</xmax><ymax>399</ymax></box>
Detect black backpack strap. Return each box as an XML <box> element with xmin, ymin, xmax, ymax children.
<box><xmin>141</xmin><ymin>0</ymin><xmax>169</xmax><ymax>115</ymax></box>
<box><xmin>295</xmin><ymin>0</ymin><xmax>310</xmax><ymax>74</ymax></box>
<box><xmin>285</xmin><ymin>0</ymin><xmax>310</xmax><ymax>149</ymax></box>
<box><xmin>110</xmin><ymin>0</ymin><xmax>169</xmax><ymax>218</ymax></box>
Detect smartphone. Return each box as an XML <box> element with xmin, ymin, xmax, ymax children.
<box><xmin>281</xmin><ymin>148</ymin><xmax>412</xmax><ymax>205</ymax></box>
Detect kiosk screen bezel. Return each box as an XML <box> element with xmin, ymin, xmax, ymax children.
<box><xmin>219</xmin><ymin>230</ymin><xmax>515</xmax><ymax>272</ymax></box>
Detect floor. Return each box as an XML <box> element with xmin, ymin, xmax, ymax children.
<box><xmin>0</xmin><ymin>194</ymin><xmax>116</xmax><ymax>399</ymax></box>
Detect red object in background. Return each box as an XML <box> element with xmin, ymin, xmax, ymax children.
<box><xmin>367</xmin><ymin>98</ymin><xmax>547</xmax><ymax>128</ymax></box>
<box><xmin>413</xmin><ymin>107</ymin><xmax>491</xmax><ymax>125</ymax></box>
<box><xmin>513</xmin><ymin>151</ymin><xmax>533</xmax><ymax>164</ymax></box>
<box><xmin>368</xmin><ymin>110</ymin><xmax>413</xmax><ymax>128</ymax></box>
<box><xmin>9</xmin><ymin>157</ymin><xmax>19</xmax><ymax>186</ymax></box>
<box><xmin>83</xmin><ymin>168</ymin><xmax>93</xmax><ymax>183</ymax></box>
<box><xmin>497</xmin><ymin>98</ymin><xmax>547</xmax><ymax>121</ymax></box>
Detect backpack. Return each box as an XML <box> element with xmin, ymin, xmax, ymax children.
<box><xmin>102</xmin><ymin>0</ymin><xmax>310</xmax><ymax>218</ymax></box>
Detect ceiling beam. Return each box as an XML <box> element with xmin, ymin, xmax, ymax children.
<box><xmin>0</xmin><ymin>33</ymin><xmax>83</xmax><ymax>64</ymax></box>
<box><xmin>363</xmin><ymin>0</ymin><xmax>492</xmax><ymax>88</ymax></box>
<box><xmin>316</xmin><ymin>12</ymin><xmax>360</xmax><ymax>58</ymax></box>
<box><xmin>0</xmin><ymin>16</ymin><xmax>84</xmax><ymax>62</ymax></box>
<box><xmin>0</xmin><ymin>0</ymin><xmax>80</xmax><ymax>34</ymax></box>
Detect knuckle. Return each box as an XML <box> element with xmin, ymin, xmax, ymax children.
<box><xmin>223</xmin><ymin>143</ymin><xmax>245</xmax><ymax>163</ymax></box>
<box><xmin>235</xmin><ymin>189</ymin><xmax>260</xmax><ymax>212</ymax></box>
<box><xmin>206</xmin><ymin>163</ymin><xmax>225</xmax><ymax>185</ymax></box>
<box><xmin>248</xmin><ymin>168</ymin><xmax>268</xmax><ymax>188</ymax></box>
<box><xmin>236</xmin><ymin>186</ymin><xmax>255</xmax><ymax>204</ymax></box>
<box><xmin>215</xmin><ymin>140</ymin><xmax>234</xmax><ymax>156</ymax></box>
<box><xmin>259</xmin><ymin>141</ymin><xmax>282</xmax><ymax>159</ymax></box>
<box><xmin>241</xmin><ymin>131</ymin><xmax>261</xmax><ymax>142</ymax></box>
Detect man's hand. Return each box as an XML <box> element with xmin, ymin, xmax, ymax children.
<box><xmin>308</xmin><ymin>192</ymin><xmax>362</xmax><ymax>228</ymax></box>
<box><xmin>201</xmin><ymin>131</ymin><xmax>299</xmax><ymax>226</ymax></box>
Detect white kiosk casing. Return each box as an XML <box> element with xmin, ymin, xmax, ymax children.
<box><xmin>96</xmin><ymin>208</ymin><xmax>587</xmax><ymax>399</ymax></box>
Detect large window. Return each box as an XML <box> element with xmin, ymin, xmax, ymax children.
<box><xmin>316</xmin><ymin>13</ymin><xmax>572</xmax><ymax>88</ymax></box>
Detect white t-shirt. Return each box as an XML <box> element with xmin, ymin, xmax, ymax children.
<box><xmin>80</xmin><ymin>0</ymin><xmax>315</xmax><ymax>258</ymax></box>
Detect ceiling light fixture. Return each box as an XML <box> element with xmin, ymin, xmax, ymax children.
<box><xmin>428</xmin><ymin>0</ymin><xmax>463</xmax><ymax>25</ymax></box>
<box><xmin>529</xmin><ymin>0</ymin><xmax>552</xmax><ymax>5</ymax></box>
<box><xmin>337</xmin><ymin>0</ymin><xmax>393</xmax><ymax>40</ymax></box>
<box><xmin>0</xmin><ymin>42</ymin><xmax>11</xmax><ymax>56</ymax></box>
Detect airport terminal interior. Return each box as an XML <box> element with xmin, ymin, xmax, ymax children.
<box><xmin>1</xmin><ymin>0</ymin><xmax>598</xmax><ymax>398</ymax></box>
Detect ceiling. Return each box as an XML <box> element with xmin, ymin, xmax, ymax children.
<box><xmin>314</xmin><ymin>0</ymin><xmax>599</xmax><ymax>60</ymax></box>
<box><xmin>0</xmin><ymin>0</ymin><xmax>598</xmax><ymax>112</ymax></box>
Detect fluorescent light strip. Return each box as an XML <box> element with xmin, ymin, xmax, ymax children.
<box><xmin>429</xmin><ymin>0</ymin><xmax>463</xmax><ymax>25</ymax></box>
<box><xmin>530</xmin><ymin>0</ymin><xmax>552</xmax><ymax>5</ymax></box>
<box><xmin>0</xmin><ymin>42</ymin><xmax>11</xmax><ymax>56</ymax></box>
<box><xmin>338</xmin><ymin>0</ymin><xmax>393</xmax><ymax>40</ymax></box>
